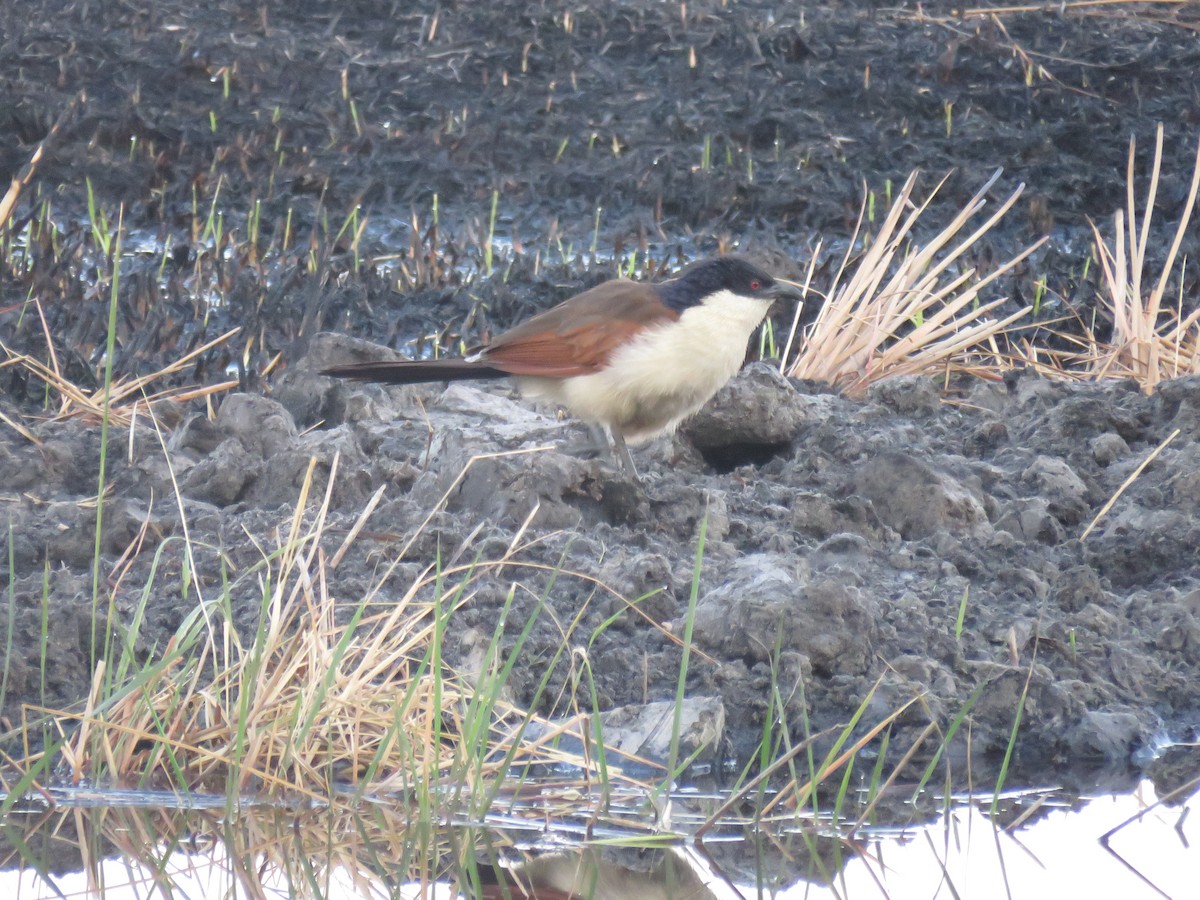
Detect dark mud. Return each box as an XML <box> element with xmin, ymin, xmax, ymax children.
<box><xmin>2</xmin><ymin>0</ymin><xmax>1200</xmax><ymax>787</ymax></box>
<box><xmin>5</xmin><ymin>345</ymin><xmax>1199</xmax><ymax>783</ymax></box>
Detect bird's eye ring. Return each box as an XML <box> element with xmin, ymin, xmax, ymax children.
<box><xmin>750</xmin><ymin>280</ymin><xmax>761</xmax><ymax>291</ymax></box>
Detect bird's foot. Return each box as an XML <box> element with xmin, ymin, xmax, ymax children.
<box><xmin>560</xmin><ymin>425</ymin><xmax>640</xmax><ymax>480</ymax></box>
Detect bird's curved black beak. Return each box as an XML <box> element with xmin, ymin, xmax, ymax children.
<box><xmin>766</xmin><ymin>279</ymin><xmax>804</xmax><ymax>301</ymax></box>
<box><xmin>765</xmin><ymin>278</ymin><xmax>804</xmax><ymax>315</ymax></box>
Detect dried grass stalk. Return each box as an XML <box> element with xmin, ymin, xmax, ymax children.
<box><xmin>1088</xmin><ymin>123</ymin><xmax>1200</xmax><ymax>392</ymax></box>
<box><xmin>784</xmin><ymin>170</ymin><xmax>1043</xmax><ymax>394</ymax></box>
<box><xmin>1</xmin><ymin>325</ymin><xmax>241</xmax><ymax>427</ymax></box>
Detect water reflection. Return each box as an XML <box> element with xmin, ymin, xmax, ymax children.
<box><xmin>1</xmin><ymin>778</ymin><xmax>1196</xmax><ymax>898</ymax></box>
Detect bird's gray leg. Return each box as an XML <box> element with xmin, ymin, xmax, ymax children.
<box><xmin>560</xmin><ymin>423</ymin><xmax>608</xmax><ymax>458</ymax></box>
<box><xmin>585</xmin><ymin>423</ymin><xmax>609</xmax><ymax>456</ymax></box>
<box><xmin>611</xmin><ymin>431</ymin><xmax>639</xmax><ymax>479</ymax></box>
<box><xmin>563</xmin><ymin>424</ymin><xmax>639</xmax><ymax>478</ymax></box>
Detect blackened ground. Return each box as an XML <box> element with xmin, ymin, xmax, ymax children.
<box><xmin>2</xmin><ymin>0</ymin><xmax>1199</xmax><ymax>374</ymax></box>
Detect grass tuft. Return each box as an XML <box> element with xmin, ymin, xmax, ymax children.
<box><xmin>1087</xmin><ymin>123</ymin><xmax>1200</xmax><ymax>392</ymax></box>
<box><xmin>1</xmin><ymin>325</ymin><xmax>240</xmax><ymax>429</ymax></box>
<box><xmin>783</xmin><ymin>169</ymin><xmax>1044</xmax><ymax>394</ymax></box>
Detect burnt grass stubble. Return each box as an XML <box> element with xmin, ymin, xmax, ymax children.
<box><xmin>1</xmin><ymin>0</ymin><xmax>1199</xmax><ymax>800</ymax></box>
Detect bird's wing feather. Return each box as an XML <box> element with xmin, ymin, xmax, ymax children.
<box><xmin>480</xmin><ymin>281</ymin><xmax>677</xmax><ymax>377</ymax></box>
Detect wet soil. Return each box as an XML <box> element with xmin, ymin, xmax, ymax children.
<box><xmin>2</xmin><ymin>0</ymin><xmax>1200</xmax><ymax>787</ymax></box>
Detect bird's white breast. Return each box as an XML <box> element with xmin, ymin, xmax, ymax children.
<box><xmin>519</xmin><ymin>289</ymin><xmax>774</xmax><ymax>443</ymax></box>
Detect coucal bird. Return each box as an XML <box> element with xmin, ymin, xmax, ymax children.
<box><xmin>322</xmin><ymin>255</ymin><xmax>801</xmax><ymax>474</ymax></box>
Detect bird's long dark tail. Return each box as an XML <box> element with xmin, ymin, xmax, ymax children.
<box><xmin>321</xmin><ymin>359</ymin><xmax>509</xmax><ymax>385</ymax></box>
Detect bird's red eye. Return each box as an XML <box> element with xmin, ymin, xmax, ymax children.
<box><xmin>750</xmin><ymin>280</ymin><xmax>761</xmax><ymax>291</ymax></box>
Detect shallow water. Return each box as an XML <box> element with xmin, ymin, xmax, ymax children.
<box><xmin>803</xmin><ymin>783</ymin><xmax>1196</xmax><ymax>900</ymax></box>
<box><xmin>3</xmin><ymin>778</ymin><xmax>1195</xmax><ymax>898</ymax></box>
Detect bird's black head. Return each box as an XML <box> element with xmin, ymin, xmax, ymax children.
<box><xmin>656</xmin><ymin>255</ymin><xmax>799</xmax><ymax>312</ymax></box>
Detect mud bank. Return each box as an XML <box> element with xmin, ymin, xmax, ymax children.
<box><xmin>5</xmin><ymin>334</ymin><xmax>1197</xmax><ymax>782</ymax></box>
